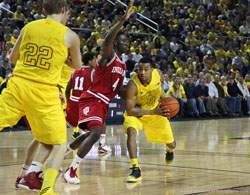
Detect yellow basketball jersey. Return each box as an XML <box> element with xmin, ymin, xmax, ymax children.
<box><xmin>131</xmin><ymin>69</ymin><xmax>161</xmax><ymax>110</ymax></box>
<box><xmin>13</xmin><ymin>18</ymin><xmax>69</xmax><ymax>86</ymax></box>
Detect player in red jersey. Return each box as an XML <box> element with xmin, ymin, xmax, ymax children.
<box><xmin>64</xmin><ymin>0</ymin><xmax>134</xmax><ymax>184</ymax></box>
<box><xmin>65</xmin><ymin>52</ymin><xmax>111</xmax><ymax>153</ymax></box>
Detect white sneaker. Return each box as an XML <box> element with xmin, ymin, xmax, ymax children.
<box><xmin>64</xmin><ymin>167</ymin><xmax>80</xmax><ymax>184</ymax></box>
<box><xmin>98</xmin><ymin>144</ymin><xmax>112</xmax><ymax>153</ymax></box>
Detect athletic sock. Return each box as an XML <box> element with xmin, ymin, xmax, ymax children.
<box><xmin>27</xmin><ymin>161</ymin><xmax>42</xmax><ymax>173</ymax></box>
<box><xmin>70</xmin><ymin>154</ymin><xmax>83</xmax><ymax>169</ymax></box>
<box><xmin>99</xmin><ymin>134</ymin><xmax>106</xmax><ymax>146</ymax></box>
<box><xmin>130</xmin><ymin>158</ymin><xmax>139</xmax><ymax>167</ymax></box>
<box><xmin>19</xmin><ymin>164</ymin><xmax>29</xmax><ymax>177</ymax></box>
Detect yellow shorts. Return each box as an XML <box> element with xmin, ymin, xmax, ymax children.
<box><xmin>124</xmin><ymin>113</ymin><xmax>174</xmax><ymax>144</ymax></box>
<box><xmin>0</xmin><ymin>77</ymin><xmax>67</xmax><ymax>145</ymax></box>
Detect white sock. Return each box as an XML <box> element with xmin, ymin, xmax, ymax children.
<box><xmin>27</xmin><ymin>161</ymin><xmax>42</xmax><ymax>173</ymax></box>
<box><xmin>70</xmin><ymin>154</ymin><xmax>83</xmax><ymax>169</ymax></box>
<box><xmin>99</xmin><ymin>134</ymin><xmax>106</xmax><ymax>146</ymax></box>
<box><xmin>19</xmin><ymin>164</ymin><xmax>29</xmax><ymax>177</ymax></box>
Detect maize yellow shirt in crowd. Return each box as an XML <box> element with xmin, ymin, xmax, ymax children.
<box><xmin>244</xmin><ymin>80</ymin><xmax>250</xmax><ymax>86</ymax></box>
<box><xmin>11</xmin><ymin>36</ymin><xmax>17</xmax><ymax>45</ymax></box>
<box><xmin>168</xmin><ymin>81</ymin><xmax>185</xmax><ymax>98</ymax></box>
<box><xmin>13</xmin><ymin>18</ymin><xmax>69</xmax><ymax>86</ymax></box>
<box><xmin>166</xmin><ymin>84</ymin><xmax>185</xmax><ymax>98</ymax></box>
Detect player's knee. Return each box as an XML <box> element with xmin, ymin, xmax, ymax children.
<box><xmin>127</xmin><ymin>127</ymin><xmax>137</xmax><ymax>137</ymax></box>
<box><xmin>89</xmin><ymin>128</ymin><xmax>101</xmax><ymax>143</ymax></box>
<box><xmin>167</xmin><ymin>140</ymin><xmax>176</xmax><ymax>149</ymax></box>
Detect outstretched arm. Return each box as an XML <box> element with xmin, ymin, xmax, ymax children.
<box><xmin>99</xmin><ymin>0</ymin><xmax>134</xmax><ymax>65</ymax></box>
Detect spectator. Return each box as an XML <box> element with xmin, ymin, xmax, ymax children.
<box><xmin>183</xmin><ymin>74</ymin><xmax>199</xmax><ymax>117</ymax></box>
<box><xmin>166</xmin><ymin>77</ymin><xmax>187</xmax><ymax>118</ymax></box>
<box><xmin>205</xmin><ymin>73</ymin><xmax>220</xmax><ymax>116</ymax></box>
<box><xmin>237</xmin><ymin>75</ymin><xmax>250</xmax><ymax>114</ymax></box>
<box><xmin>213</xmin><ymin>74</ymin><xmax>228</xmax><ymax>115</ymax></box>
<box><xmin>132</xmin><ymin>47</ymin><xmax>142</xmax><ymax>63</ymax></box>
<box><xmin>162</xmin><ymin>73</ymin><xmax>171</xmax><ymax>92</ymax></box>
<box><xmin>14</xmin><ymin>6</ymin><xmax>25</xmax><ymax>29</ymax></box>
<box><xmin>227</xmin><ymin>76</ymin><xmax>242</xmax><ymax>115</ymax></box>
<box><xmin>195</xmin><ymin>78</ymin><xmax>209</xmax><ymax>117</ymax></box>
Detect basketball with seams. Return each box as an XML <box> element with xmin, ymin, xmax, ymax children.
<box><xmin>159</xmin><ymin>97</ymin><xmax>179</xmax><ymax>118</ymax></box>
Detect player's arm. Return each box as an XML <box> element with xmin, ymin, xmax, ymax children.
<box><xmin>65</xmin><ymin>74</ymin><xmax>73</xmax><ymax>102</ymax></box>
<box><xmin>9</xmin><ymin>29</ymin><xmax>23</xmax><ymax>64</ymax></box>
<box><xmin>126</xmin><ymin>80</ymin><xmax>168</xmax><ymax>117</ymax></box>
<box><xmin>64</xmin><ymin>29</ymin><xmax>82</xmax><ymax>70</ymax></box>
<box><xmin>99</xmin><ymin>0</ymin><xmax>134</xmax><ymax>65</ymax></box>
<box><xmin>118</xmin><ymin>85</ymin><xmax>126</xmax><ymax>100</ymax></box>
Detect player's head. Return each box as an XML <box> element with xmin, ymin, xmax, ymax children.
<box><xmin>137</xmin><ymin>56</ymin><xmax>154</xmax><ymax>83</ymax></box>
<box><xmin>114</xmin><ymin>31</ymin><xmax>129</xmax><ymax>54</ymax></box>
<box><xmin>83</xmin><ymin>52</ymin><xmax>96</xmax><ymax>68</ymax></box>
<box><xmin>43</xmin><ymin>0</ymin><xmax>69</xmax><ymax>24</ymax></box>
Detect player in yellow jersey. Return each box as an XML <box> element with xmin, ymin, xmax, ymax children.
<box><xmin>0</xmin><ymin>0</ymin><xmax>82</xmax><ymax>194</ymax></box>
<box><xmin>124</xmin><ymin>57</ymin><xmax>176</xmax><ymax>183</ymax></box>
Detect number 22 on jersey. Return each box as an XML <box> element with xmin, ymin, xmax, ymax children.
<box><xmin>23</xmin><ymin>43</ymin><xmax>53</xmax><ymax>70</ymax></box>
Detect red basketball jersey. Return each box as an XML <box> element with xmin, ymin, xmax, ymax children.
<box><xmin>80</xmin><ymin>54</ymin><xmax>126</xmax><ymax>104</ymax></box>
<box><xmin>70</xmin><ymin>66</ymin><xmax>94</xmax><ymax>102</ymax></box>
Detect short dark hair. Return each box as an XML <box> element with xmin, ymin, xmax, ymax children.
<box><xmin>43</xmin><ymin>0</ymin><xmax>67</xmax><ymax>15</ymax></box>
<box><xmin>83</xmin><ymin>52</ymin><xmax>95</xmax><ymax>65</ymax></box>
<box><xmin>139</xmin><ymin>56</ymin><xmax>154</xmax><ymax>67</ymax></box>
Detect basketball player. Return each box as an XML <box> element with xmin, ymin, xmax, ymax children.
<box><xmin>63</xmin><ymin>0</ymin><xmax>134</xmax><ymax>184</ymax></box>
<box><xmin>0</xmin><ymin>1</ymin><xmax>82</xmax><ymax>195</ymax></box>
<box><xmin>124</xmin><ymin>56</ymin><xmax>176</xmax><ymax>183</ymax></box>
<box><xmin>65</xmin><ymin>52</ymin><xmax>111</xmax><ymax>153</ymax></box>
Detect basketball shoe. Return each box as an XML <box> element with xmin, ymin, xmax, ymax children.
<box><xmin>38</xmin><ymin>187</ymin><xmax>58</xmax><ymax>195</ymax></box>
<box><xmin>165</xmin><ymin>151</ymin><xmax>174</xmax><ymax>166</ymax></box>
<box><xmin>64</xmin><ymin>167</ymin><xmax>80</xmax><ymax>184</ymax></box>
<box><xmin>98</xmin><ymin>144</ymin><xmax>111</xmax><ymax>153</ymax></box>
<box><xmin>18</xmin><ymin>171</ymin><xmax>43</xmax><ymax>191</ymax></box>
<box><xmin>71</xmin><ymin>132</ymin><xmax>80</xmax><ymax>140</ymax></box>
<box><xmin>127</xmin><ymin>165</ymin><xmax>142</xmax><ymax>183</ymax></box>
<box><xmin>15</xmin><ymin>176</ymin><xmax>23</xmax><ymax>190</ymax></box>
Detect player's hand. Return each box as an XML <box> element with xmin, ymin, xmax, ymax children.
<box><xmin>124</xmin><ymin>0</ymin><xmax>134</xmax><ymax>20</ymax></box>
<box><xmin>59</xmin><ymin>92</ymin><xmax>65</xmax><ymax>105</ymax></box>
<box><xmin>152</xmin><ymin>105</ymin><xmax>170</xmax><ymax>117</ymax></box>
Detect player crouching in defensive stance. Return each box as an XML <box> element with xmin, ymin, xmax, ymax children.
<box><xmin>124</xmin><ymin>56</ymin><xmax>176</xmax><ymax>183</ymax></box>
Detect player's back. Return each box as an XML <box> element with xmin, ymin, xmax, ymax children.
<box><xmin>70</xmin><ymin>66</ymin><xmax>94</xmax><ymax>102</ymax></box>
<box><xmin>13</xmin><ymin>18</ymin><xmax>69</xmax><ymax>86</ymax></box>
<box><xmin>81</xmin><ymin>54</ymin><xmax>126</xmax><ymax>104</ymax></box>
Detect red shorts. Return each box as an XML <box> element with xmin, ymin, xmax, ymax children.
<box><xmin>78</xmin><ymin>98</ymin><xmax>109</xmax><ymax>130</ymax></box>
<box><xmin>65</xmin><ymin>99</ymin><xmax>79</xmax><ymax>128</ymax></box>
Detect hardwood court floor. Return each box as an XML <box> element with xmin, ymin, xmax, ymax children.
<box><xmin>1</xmin><ymin>118</ymin><xmax>250</xmax><ymax>195</ymax></box>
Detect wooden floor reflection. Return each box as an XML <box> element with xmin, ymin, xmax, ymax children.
<box><xmin>1</xmin><ymin>118</ymin><xmax>250</xmax><ymax>195</ymax></box>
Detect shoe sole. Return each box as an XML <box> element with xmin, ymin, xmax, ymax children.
<box><xmin>127</xmin><ymin>177</ymin><xmax>142</xmax><ymax>183</ymax></box>
<box><xmin>63</xmin><ymin>176</ymin><xmax>80</xmax><ymax>184</ymax></box>
<box><xmin>18</xmin><ymin>184</ymin><xmax>38</xmax><ymax>191</ymax></box>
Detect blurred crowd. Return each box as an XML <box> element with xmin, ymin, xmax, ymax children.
<box><xmin>0</xmin><ymin>0</ymin><xmax>250</xmax><ymax>118</ymax></box>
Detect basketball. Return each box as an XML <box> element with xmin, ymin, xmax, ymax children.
<box><xmin>159</xmin><ymin>97</ymin><xmax>179</xmax><ymax>118</ymax></box>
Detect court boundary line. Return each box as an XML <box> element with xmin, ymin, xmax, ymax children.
<box><xmin>185</xmin><ymin>184</ymin><xmax>250</xmax><ymax>195</ymax></box>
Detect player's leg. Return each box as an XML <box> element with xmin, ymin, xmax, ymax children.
<box><xmin>16</xmin><ymin>139</ymin><xmax>40</xmax><ymax>190</ymax></box>
<box><xmin>18</xmin><ymin>142</ymin><xmax>52</xmax><ymax>191</ymax></box>
<box><xmin>98</xmin><ymin>122</ymin><xmax>111</xmax><ymax>153</ymax></box>
<box><xmin>64</xmin><ymin>126</ymin><xmax>102</xmax><ymax>184</ymax></box>
<box><xmin>38</xmin><ymin>142</ymin><xmax>67</xmax><ymax>195</ymax></box>
<box><xmin>165</xmin><ymin>140</ymin><xmax>176</xmax><ymax>166</ymax></box>
<box><xmin>126</xmin><ymin>126</ymin><xmax>142</xmax><ymax>183</ymax></box>
<box><xmin>124</xmin><ymin>114</ymin><xmax>143</xmax><ymax>183</ymax></box>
